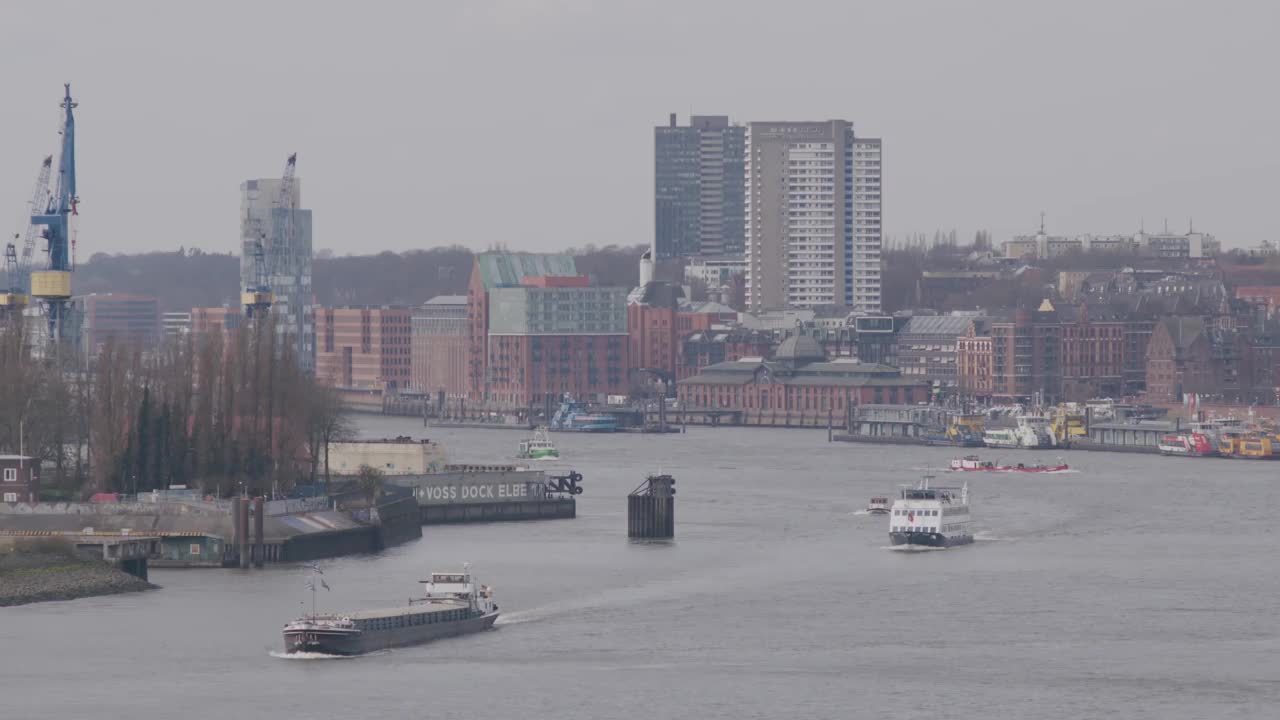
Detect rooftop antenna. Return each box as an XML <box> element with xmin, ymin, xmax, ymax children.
<box><xmin>1163</xmin><ymin>218</ymin><xmax>1169</xmax><ymax>234</ymax></box>
<box><xmin>1188</xmin><ymin>217</ymin><xmax>1194</xmax><ymax>234</ymax></box>
<box><xmin>1039</xmin><ymin>211</ymin><xmax>1046</xmax><ymax>234</ymax></box>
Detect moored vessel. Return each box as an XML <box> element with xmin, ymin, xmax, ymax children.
<box><xmin>1219</xmin><ymin>432</ymin><xmax>1277</xmax><ymax>460</ymax></box>
<box><xmin>983</xmin><ymin>414</ymin><xmax>1055</xmax><ymax>449</ymax></box>
<box><xmin>1157</xmin><ymin>431</ymin><xmax>1217</xmax><ymax>457</ymax></box>
<box><xmin>550</xmin><ymin>397</ymin><xmax>617</xmax><ymax>433</ymax></box>
<box><xmin>982</xmin><ymin>428</ymin><xmax>1020</xmax><ymax>449</ymax></box>
<box><xmin>888</xmin><ymin>474</ymin><xmax>973</xmax><ymax>548</ymax></box>
<box><xmin>282</xmin><ymin>566</ymin><xmax>499</xmax><ymax>656</ymax></box>
<box><xmin>517</xmin><ymin>427</ymin><xmax>560</xmax><ymax>460</ymax></box>
<box><xmin>948</xmin><ymin>455</ymin><xmax>1068</xmax><ymax>473</ymax></box>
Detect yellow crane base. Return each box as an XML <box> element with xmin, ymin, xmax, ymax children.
<box><xmin>30</xmin><ymin>271</ymin><xmax>72</xmax><ymax>299</ymax></box>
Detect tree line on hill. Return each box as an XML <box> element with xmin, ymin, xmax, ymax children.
<box><xmin>74</xmin><ymin>244</ymin><xmax>648</xmax><ymax>312</ymax></box>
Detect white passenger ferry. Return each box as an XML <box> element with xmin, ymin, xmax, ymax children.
<box><xmin>888</xmin><ymin>474</ymin><xmax>973</xmax><ymax>548</ymax></box>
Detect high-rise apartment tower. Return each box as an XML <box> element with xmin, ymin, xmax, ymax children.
<box><xmin>654</xmin><ymin>114</ymin><xmax>746</xmax><ymax>259</ymax></box>
<box><xmin>744</xmin><ymin>121</ymin><xmax>881</xmax><ymax>313</ymax></box>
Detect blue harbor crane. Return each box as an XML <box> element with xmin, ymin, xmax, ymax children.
<box><xmin>18</xmin><ymin>156</ymin><xmax>53</xmax><ymax>293</ymax></box>
<box><xmin>1</xmin><ymin>157</ymin><xmax>53</xmax><ymax>318</ymax></box>
<box><xmin>29</xmin><ymin>84</ymin><xmax>79</xmax><ymax>344</ymax></box>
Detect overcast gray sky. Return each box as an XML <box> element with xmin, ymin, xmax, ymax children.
<box><xmin>1</xmin><ymin>0</ymin><xmax>1277</xmax><ymax>258</ymax></box>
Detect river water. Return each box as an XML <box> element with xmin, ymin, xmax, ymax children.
<box><xmin>3</xmin><ymin>417</ymin><xmax>1279</xmax><ymax>719</ymax></box>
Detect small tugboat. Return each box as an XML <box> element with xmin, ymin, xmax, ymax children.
<box><xmin>865</xmin><ymin>496</ymin><xmax>890</xmax><ymax>515</ymax></box>
<box><xmin>888</xmin><ymin>473</ymin><xmax>973</xmax><ymax>548</ymax></box>
<box><xmin>948</xmin><ymin>455</ymin><xmax>1068</xmax><ymax>473</ymax></box>
<box><xmin>517</xmin><ymin>427</ymin><xmax>560</xmax><ymax>460</ymax></box>
<box><xmin>282</xmin><ymin>565</ymin><xmax>498</xmax><ymax>656</ymax></box>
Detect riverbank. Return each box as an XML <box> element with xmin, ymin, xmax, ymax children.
<box><xmin>0</xmin><ymin>538</ymin><xmax>156</xmax><ymax>607</ymax></box>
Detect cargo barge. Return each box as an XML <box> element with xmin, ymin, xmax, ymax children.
<box><xmin>283</xmin><ymin>567</ymin><xmax>498</xmax><ymax>656</ymax></box>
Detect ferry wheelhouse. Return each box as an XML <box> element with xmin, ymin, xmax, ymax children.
<box><xmin>517</xmin><ymin>427</ymin><xmax>560</xmax><ymax>460</ymax></box>
<box><xmin>982</xmin><ymin>428</ymin><xmax>1020</xmax><ymax>449</ymax></box>
<box><xmin>888</xmin><ymin>475</ymin><xmax>973</xmax><ymax>548</ymax></box>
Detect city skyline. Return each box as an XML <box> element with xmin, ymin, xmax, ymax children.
<box><xmin>1</xmin><ymin>2</ymin><xmax>1278</xmax><ymax>260</ymax></box>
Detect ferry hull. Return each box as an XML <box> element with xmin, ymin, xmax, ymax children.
<box><xmin>284</xmin><ymin>612</ymin><xmax>498</xmax><ymax>656</ymax></box>
<box><xmin>889</xmin><ymin>532</ymin><xmax>974</xmax><ymax>548</ymax></box>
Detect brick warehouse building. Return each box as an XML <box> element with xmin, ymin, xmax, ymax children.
<box><xmin>628</xmin><ymin>281</ymin><xmax>684</xmax><ymax>387</ymax></box>
<box><xmin>479</xmin><ymin>268</ymin><xmax>629</xmax><ymax>408</ymax></box>
<box><xmin>957</xmin><ymin>300</ymin><xmax>1150</xmax><ymax>404</ymax></box>
<box><xmin>956</xmin><ymin>325</ymin><xmax>994</xmax><ymax>400</ymax></box>
<box><xmin>1145</xmin><ymin>316</ymin><xmax>1249</xmax><ymax>404</ymax></box>
<box><xmin>1057</xmin><ymin>303</ymin><xmax>1126</xmax><ymax>401</ymax></box>
<box><xmin>315</xmin><ymin>306</ymin><xmax>413</xmax><ymax>390</ymax></box>
<box><xmin>467</xmin><ymin>253</ymin><xmax>579</xmax><ymax>401</ymax></box>
<box><xmin>677</xmin><ymin>335</ymin><xmax>928</xmax><ymax>414</ymax></box>
<box><xmin>627</xmin><ymin>283</ymin><xmax>722</xmax><ymax>388</ymax></box>
<box><xmin>411</xmin><ymin>295</ymin><xmax>468</xmax><ymax>400</ymax></box>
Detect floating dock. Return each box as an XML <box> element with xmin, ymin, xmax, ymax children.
<box><xmin>389</xmin><ymin>465</ymin><xmax>583</xmax><ymax>525</ymax></box>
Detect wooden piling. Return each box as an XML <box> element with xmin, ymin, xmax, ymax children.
<box><xmin>237</xmin><ymin>497</ymin><xmax>250</xmax><ymax>569</ymax></box>
<box><xmin>252</xmin><ymin>496</ymin><xmax>265</xmax><ymax>568</ymax></box>
<box><xmin>230</xmin><ymin>497</ymin><xmax>242</xmax><ymax>566</ymax></box>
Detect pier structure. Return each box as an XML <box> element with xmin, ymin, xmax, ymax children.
<box><xmin>390</xmin><ymin>465</ymin><xmax>583</xmax><ymax>524</ymax></box>
<box><xmin>628</xmin><ymin>474</ymin><xmax>675</xmax><ymax>539</ymax></box>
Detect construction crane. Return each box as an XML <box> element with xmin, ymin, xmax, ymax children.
<box><xmin>0</xmin><ymin>242</ymin><xmax>26</xmax><ymax>316</ymax></box>
<box><xmin>275</xmin><ymin>152</ymin><xmax>297</xmax><ymax>275</ymax></box>
<box><xmin>17</xmin><ymin>156</ymin><xmax>53</xmax><ymax>292</ymax></box>
<box><xmin>29</xmin><ymin>84</ymin><xmax>78</xmax><ymax>344</ymax></box>
<box><xmin>242</xmin><ymin>235</ymin><xmax>273</xmax><ymax>318</ymax></box>
<box><xmin>242</xmin><ymin>153</ymin><xmax>296</xmax><ymax>319</ymax></box>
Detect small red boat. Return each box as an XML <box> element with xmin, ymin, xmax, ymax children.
<box><xmin>948</xmin><ymin>455</ymin><xmax>1068</xmax><ymax>473</ymax></box>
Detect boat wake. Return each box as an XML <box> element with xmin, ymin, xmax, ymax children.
<box><xmin>943</xmin><ymin>467</ymin><xmax>1078</xmax><ymax>475</ymax></box>
<box><xmin>269</xmin><ymin>650</ymin><xmax>354</xmax><ymax>660</ymax></box>
<box><xmin>882</xmin><ymin>544</ymin><xmax>947</xmax><ymax>553</ymax></box>
<box><xmin>973</xmin><ymin>531</ymin><xmax>1000</xmax><ymax>542</ymax></box>
<box><xmin>493</xmin><ymin>610</ymin><xmax>544</xmax><ymax>626</ymax></box>
<box><xmin>269</xmin><ymin>649</ymin><xmax>391</xmax><ymax>660</ymax></box>
<box><xmin>849</xmin><ymin>509</ymin><xmax>871</xmax><ymax>516</ymax></box>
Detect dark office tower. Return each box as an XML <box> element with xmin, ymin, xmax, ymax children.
<box><xmin>654</xmin><ymin>114</ymin><xmax>745</xmax><ymax>259</ymax></box>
